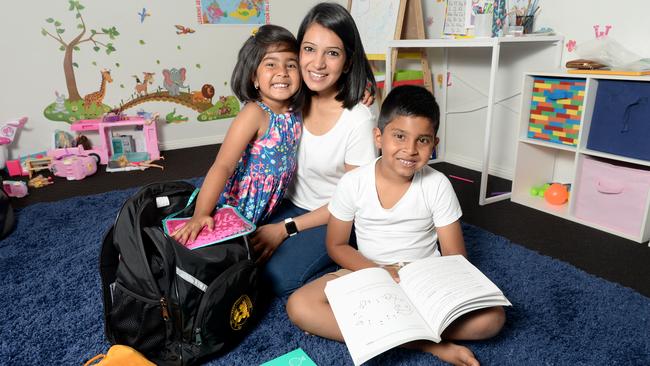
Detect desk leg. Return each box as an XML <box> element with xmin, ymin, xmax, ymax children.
<box><xmin>479</xmin><ymin>43</ymin><xmax>510</xmax><ymax>205</ymax></box>
<box><xmin>385</xmin><ymin>46</ymin><xmax>392</xmax><ymax>93</ymax></box>
<box><xmin>432</xmin><ymin>48</ymin><xmax>449</xmax><ymax>164</ymax></box>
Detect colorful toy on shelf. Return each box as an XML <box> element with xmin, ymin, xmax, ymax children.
<box><xmin>102</xmin><ymin>110</ymin><xmax>128</xmax><ymax>122</ymax></box>
<box><xmin>0</xmin><ymin>117</ymin><xmax>28</xmax><ymax>170</ymax></box>
<box><xmin>50</xmin><ymin>154</ymin><xmax>97</xmax><ymax>180</ymax></box>
<box><xmin>530</xmin><ymin>182</ymin><xmax>570</xmax><ymax>205</ymax></box>
<box><xmin>25</xmin><ymin>156</ymin><xmax>53</xmax><ymax>178</ymax></box>
<box><xmin>544</xmin><ymin>183</ymin><xmax>569</xmax><ymax>205</ymax></box>
<box><xmin>6</xmin><ymin>151</ymin><xmax>47</xmax><ymax>177</ymax></box>
<box><xmin>28</xmin><ymin>175</ymin><xmax>53</xmax><ymax>188</ymax></box>
<box><xmin>70</xmin><ymin>115</ymin><xmax>160</xmax><ymax>166</ymax></box>
<box><xmin>2</xmin><ymin>180</ymin><xmax>28</xmax><ymax>198</ymax></box>
<box><xmin>106</xmin><ymin>155</ymin><xmax>164</xmax><ymax>172</ymax></box>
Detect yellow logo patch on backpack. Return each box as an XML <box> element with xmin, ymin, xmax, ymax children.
<box><xmin>230</xmin><ymin>294</ymin><xmax>253</xmax><ymax>330</ymax></box>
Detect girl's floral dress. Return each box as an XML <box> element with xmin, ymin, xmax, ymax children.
<box><xmin>218</xmin><ymin>101</ymin><xmax>302</xmax><ymax>223</ymax></box>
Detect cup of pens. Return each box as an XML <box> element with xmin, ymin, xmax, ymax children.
<box><xmin>472</xmin><ymin>3</ymin><xmax>493</xmax><ymax>37</ymax></box>
<box><xmin>516</xmin><ymin>15</ymin><xmax>534</xmax><ymax>34</ymax></box>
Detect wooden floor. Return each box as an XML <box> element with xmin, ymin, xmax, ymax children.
<box><xmin>6</xmin><ymin>144</ymin><xmax>650</xmax><ymax>297</ymax></box>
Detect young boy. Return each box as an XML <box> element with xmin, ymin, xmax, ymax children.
<box><xmin>286</xmin><ymin>85</ymin><xmax>505</xmax><ymax>366</ymax></box>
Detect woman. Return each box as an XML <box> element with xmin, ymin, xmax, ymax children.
<box><xmin>251</xmin><ymin>2</ymin><xmax>377</xmax><ymax>296</ymax></box>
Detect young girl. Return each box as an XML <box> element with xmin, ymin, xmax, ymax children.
<box><xmin>172</xmin><ymin>24</ymin><xmax>304</xmax><ymax>245</ymax></box>
<box><xmin>250</xmin><ymin>3</ymin><xmax>378</xmax><ymax>295</ymax></box>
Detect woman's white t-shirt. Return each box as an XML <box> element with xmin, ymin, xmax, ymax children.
<box><xmin>328</xmin><ymin>158</ymin><xmax>463</xmax><ymax>265</ymax></box>
<box><xmin>287</xmin><ymin>103</ymin><xmax>377</xmax><ymax>211</ymax></box>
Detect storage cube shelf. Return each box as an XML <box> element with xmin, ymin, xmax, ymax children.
<box><xmin>528</xmin><ymin>77</ymin><xmax>585</xmax><ymax>146</ymax></box>
<box><xmin>512</xmin><ymin>71</ymin><xmax>650</xmax><ymax>244</ymax></box>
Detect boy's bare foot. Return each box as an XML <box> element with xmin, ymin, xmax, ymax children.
<box><xmin>419</xmin><ymin>341</ymin><xmax>479</xmax><ymax>366</ymax></box>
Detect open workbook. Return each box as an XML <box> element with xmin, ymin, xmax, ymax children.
<box><xmin>324</xmin><ymin>255</ymin><xmax>511</xmax><ymax>366</ymax></box>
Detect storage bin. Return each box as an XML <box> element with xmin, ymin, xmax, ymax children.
<box><xmin>587</xmin><ymin>80</ymin><xmax>650</xmax><ymax>160</ymax></box>
<box><xmin>574</xmin><ymin>156</ymin><xmax>650</xmax><ymax>237</ymax></box>
<box><xmin>528</xmin><ymin>77</ymin><xmax>586</xmax><ymax>146</ymax></box>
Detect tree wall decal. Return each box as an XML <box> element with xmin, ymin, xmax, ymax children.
<box><xmin>41</xmin><ymin>0</ymin><xmax>119</xmax><ymax>102</ymax></box>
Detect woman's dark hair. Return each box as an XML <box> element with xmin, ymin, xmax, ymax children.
<box><xmin>231</xmin><ymin>24</ymin><xmax>304</xmax><ymax>111</ymax></box>
<box><xmin>378</xmin><ymin>85</ymin><xmax>440</xmax><ymax>135</ymax></box>
<box><xmin>297</xmin><ymin>2</ymin><xmax>376</xmax><ymax>109</ymax></box>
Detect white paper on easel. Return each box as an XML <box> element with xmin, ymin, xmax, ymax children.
<box><xmin>443</xmin><ymin>0</ymin><xmax>472</xmax><ymax>35</ymax></box>
<box><xmin>350</xmin><ymin>0</ymin><xmax>400</xmax><ymax>56</ymax></box>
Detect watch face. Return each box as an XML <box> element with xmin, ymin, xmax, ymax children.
<box><xmin>285</xmin><ymin>220</ymin><xmax>298</xmax><ymax>236</ymax></box>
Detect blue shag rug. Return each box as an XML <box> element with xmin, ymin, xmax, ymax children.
<box><xmin>1</xmin><ymin>183</ymin><xmax>649</xmax><ymax>365</ymax></box>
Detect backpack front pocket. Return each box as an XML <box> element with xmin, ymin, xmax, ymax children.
<box><xmin>108</xmin><ymin>282</ymin><xmax>169</xmax><ymax>355</ymax></box>
<box><xmin>192</xmin><ymin>260</ymin><xmax>258</xmax><ymax>354</ymax></box>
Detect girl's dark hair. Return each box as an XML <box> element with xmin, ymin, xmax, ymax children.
<box><xmin>297</xmin><ymin>2</ymin><xmax>376</xmax><ymax>109</ymax></box>
<box><xmin>378</xmin><ymin>85</ymin><xmax>440</xmax><ymax>134</ymax></box>
<box><xmin>231</xmin><ymin>24</ymin><xmax>304</xmax><ymax>111</ymax></box>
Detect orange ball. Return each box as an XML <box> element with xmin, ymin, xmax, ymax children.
<box><xmin>544</xmin><ymin>183</ymin><xmax>568</xmax><ymax>205</ymax></box>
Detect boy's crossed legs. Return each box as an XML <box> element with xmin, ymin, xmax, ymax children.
<box><xmin>286</xmin><ymin>271</ymin><xmax>505</xmax><ymax>366</ymax></box>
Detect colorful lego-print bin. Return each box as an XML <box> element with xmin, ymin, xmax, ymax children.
<box><xmin>528</xmin><ymin>77</ymin><xmax>586</xmax><ymax>146</ymax></box>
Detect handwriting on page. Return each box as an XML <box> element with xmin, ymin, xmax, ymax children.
<box><xmin>352</xmin><ymin>292</ymin><xmax>415</xmax><ymax>328</ymax></box>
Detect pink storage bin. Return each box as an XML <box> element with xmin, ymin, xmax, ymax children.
<box><xmin>574</xmin><ymin>157</ymin><xmax>650</xmax><ymax>236</ymax></box>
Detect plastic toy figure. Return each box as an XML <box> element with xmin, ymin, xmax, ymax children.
<box><xmin>0</xmin><ymin>117</ymin><xmax>27</xmax><ymax>170</ymax></box>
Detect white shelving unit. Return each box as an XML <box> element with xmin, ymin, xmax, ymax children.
<box><xmin>385</xmin><ymin>36</ymin><xmax>565</xmax><ymax>205</ymax></box>
<box><xmin>511</xmin><ymin>71</ymin><xmax>650</xmax><ymax>244</ymax></box>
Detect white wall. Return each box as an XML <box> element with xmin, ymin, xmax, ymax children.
<box><xmin>2</xmin><ymin>0</ymin><xmax>648</xmax><ymax>180</ymax></box>
<box><xmin>0</xmin><ymin>0</ymin><xmax>337</xmax><ymax>160</ymax></box>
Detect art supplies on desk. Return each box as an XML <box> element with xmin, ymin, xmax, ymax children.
<box><xmin>492</xmin><ymin>0</ymin><xmax>507</xmax><ymax>37</ymax></box>
<box><xmin>163</xmin><ymin>205</ymin><xmax>255</xmax><ymax>250</ymax></box>
<box><xmin>325</xmin><ymin>255</ymin><xmax>511</xmax><ymax>366</ymax></box>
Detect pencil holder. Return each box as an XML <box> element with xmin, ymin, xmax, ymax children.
<box><xmin>516</xmin><ymin>15</ymin><xmax>534</xmax><ymax>34</ymax></box>
<box><xmin>474</xmin><ymin>14</ymin><xmax>493</xmax><ymax>38</ymax></box>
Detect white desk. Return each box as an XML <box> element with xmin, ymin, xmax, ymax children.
<box><xmin>385</xmin><ymin>36</ymin><xmax>564</xmax><ymax>205</ymax></box>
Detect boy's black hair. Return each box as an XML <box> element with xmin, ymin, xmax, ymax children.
<box><xmin>231</xmin><ymin>24</ymin><xmax>304</xmax><ymax>111</ymax></box>
<box><xmin>297</xmin><ymin>2</ymin><xmax>376</xmax><ymax>110</ymax></box>
<box><xmin>378</xmin><ymin>85</ymin><xmax>440</xmax><ymax>134</ymax></box>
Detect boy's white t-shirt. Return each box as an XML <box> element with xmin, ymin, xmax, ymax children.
<box><xmin>328</xmin><ymin>158</ymin><xmax>462</xmax><ymax>265</ymax></box>
<box><xmin>287</xmin><ymin>103</ymin><xmax>377</xmax><ymax>211</ymax></box>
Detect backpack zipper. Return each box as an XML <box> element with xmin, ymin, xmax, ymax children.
<box><xmin>160</xmin><ymin>296</ymin><xmax>170</xmax><ymax>321</ymax></box>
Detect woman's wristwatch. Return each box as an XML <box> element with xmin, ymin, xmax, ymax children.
<box><xmin>284</xmin><ymin>217</ymin><xmax>299</xmax><ymax>237</ymax></box>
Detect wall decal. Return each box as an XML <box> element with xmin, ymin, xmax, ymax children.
<box><xmin>114</xmin><ymin>66</ymin><xmax>239</xmax><ymax>121</ymax></box>
<box><xmin>42</xmin><ymin>1</ymin><xmax>240</xmax><ymax>124</ymax></box>
<box><xmin>593</xmin><ymin>24</ymin><xmax>612</xmax><ymax>39</ymax></box>
<box><xmin>196</xmin><ymin>0</ymin><xmax>269</xmax><ymax>25</ymax></box>
<box><xmin>175</xmin><ymin>24</ymin><xmax>196</xmax><ymax>35</ymax></box>
<box><xmin>133</xmin><ymin>72</ymin><xmax>156</xmax><ymax>96</ymax></box>
<box><xmin>42</xmin><ymin>0</ymin><xmax>120</xmax><ymax>123</ymax></box>
<box><xmin>138</xmin><ymin>7</ymin><xmax>151</xmax><ymax>23</ymax></box>
<box><xmin>566</xmin><ymin>39</ymin><xmax>576</xmax><ymax>52</ymax></box>
<box><xmin>166</xmin><ymin>108</ymin><xmax>190</xmax><ymax>123</ymax></box>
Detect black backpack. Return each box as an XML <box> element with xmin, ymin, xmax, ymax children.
<box><xmin>99</xmin><ymin>181</ymin><xmax>259</xmax><ymax>365</ymax></box>
<box><xmin>0</xmin><ymin>177</ymin><xmax>15</xmax><ymax>240</ymax></box>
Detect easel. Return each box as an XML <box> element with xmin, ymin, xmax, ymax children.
<box><xmin>348</xmin><ymin>0</ymin><xmax>433</xmax><ymax>101</ymax></box>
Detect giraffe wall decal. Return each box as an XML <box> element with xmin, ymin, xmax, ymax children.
<box><xmin>83</xmin><ymin>69</ymin><xmax>113</xmax><ymax>110</ymax></box>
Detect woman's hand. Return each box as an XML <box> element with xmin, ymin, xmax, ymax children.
<box><xmin>250</xmin><ymin>222</ymin><xmax>288</xmax><ymax>264</ymax></box>
<box><xmin>171</xmin><ymin>214</ymin><xmax>214</xmax><ymax>246</ymax></box>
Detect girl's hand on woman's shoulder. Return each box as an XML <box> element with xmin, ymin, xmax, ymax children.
<box><xmin>361</xmin><ymin>88</ymin><xmax>375</xmax><ymax>106</ymax></box>
<box><xmin>171</xmin><ymin>215</ymin><xmax>214</xmax><ymax>246</ymax></box>
<box><xmin>250</xmin><ymin>222</ymin><xmax>287</xmax><ymax>264</ymax></box>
